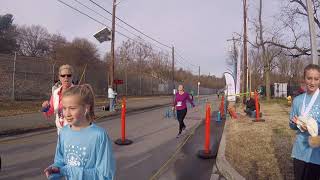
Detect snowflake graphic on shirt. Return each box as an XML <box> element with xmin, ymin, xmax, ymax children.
<box><xmin>309</xmin><ymin>104</ymin><xmax>320</xmax><ymax>122</ymax></box>
<box><xmin>65</xmin><ymin>145</ymin><xmax>88</xmax><ymax>167</ymax></box>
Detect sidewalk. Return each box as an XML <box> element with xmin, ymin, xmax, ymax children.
<box><xmin>0</xmin><ymin>96</ymin><xmax>172</xmax><ymax>137</ymax></box>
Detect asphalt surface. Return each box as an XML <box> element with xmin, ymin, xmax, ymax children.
<box><xmin>157</xmin><ymin>102</ymin><xmax>226</xmax><ymax>180</ymax></box>
<box><xmin>0</xmin><ymin>95</ymin><xmax>223</xmax><ymax>180</ymax></box>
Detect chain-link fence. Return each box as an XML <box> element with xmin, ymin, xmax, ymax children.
<box><xmin>0</xmin><ymin>53</ymin><xmax>109</xmax><ymax>100</ymax></box>
<box><xmin>0</xmin><ymin>53</ymin><xmax>216</xmax><ymax>100</ymax></box>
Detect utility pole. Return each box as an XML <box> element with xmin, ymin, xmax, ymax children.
<box><xmin>306</xmin><ymin>0</ymin><xmax>318</xmax><ymax>64</ymax></box>
<box><xmin>110</xmin><ymin>0</ymin><xmax>117</xmax><ymax>88</ymax></box>
<box><xmin>198</xmin><ymin>66</ymin><xmax>200</xmax><ymax>102</ymax></box>
<box><xmin>172</xmin><ymin>46</ymin><xmax>175</xmax><ymax>102</ymax></box>
<box><xmin>12</xmin><ymin>52</ymin><xmax>16</xmax><ymax>101</ymax></box>
<box><xmin>243</xmin><ymin>0</ymin><xmax>248</xmax><ymax>102</ymax></box>
<box><xmin>125</xmin><ymin>57</ymin><xmax>128</xmax><ymax>96</ymax></box>
<box><xmin>232</xmin><ymin>37</ymin><xmax>237</xmax><ymax>79</ymax></box>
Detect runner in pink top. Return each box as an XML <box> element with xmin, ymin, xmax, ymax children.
<box><xmin>41</xmin><ymin>64</ymin><xmax>74</xmax><ymax>134</ymax></box>
<box><xmin>173</xmin><ymin>84</ymin><xmax>195</xmax><ymax>138</ymax></box>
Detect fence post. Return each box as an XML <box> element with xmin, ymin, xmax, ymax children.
<box><xmin>11</xmin><ymin>52</ymin><xmax>16</xmax><ymax>100</ymax></box>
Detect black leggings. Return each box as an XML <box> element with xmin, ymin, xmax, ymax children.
<box><xmin>294</xmin><ymin>158</ymin><xmax>320</xmax><ymax>180</ymax></box>
<box><xmin>177</xmin><ymin>108</ymin><xmax>187</xmax><ymax>133</ymax></box>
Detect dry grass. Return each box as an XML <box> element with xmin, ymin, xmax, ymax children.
<box><xmin>225</xmin><ymin>102</ymin><xmax>296</xmax><ymax>180</ymax></box>
<box><xmin>0</xmin><ymin>98</ymin><xmax>107</xmax><ymax>117</ymax></box>
<box><xmin>0</xmin><ymin>100</ymin><xmax>41</xmax><ymax>117</ymax></box>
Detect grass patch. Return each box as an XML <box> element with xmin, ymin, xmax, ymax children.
<box><xmin>0</xmin><ymin>98</ymin><xmax>107</xmax><ymax>117</ymax></box>
<box><xmin>260</xmin><ymin>98</ymin><xmax>288</xmax><ymax>105</ymax></box>
<box><xmin>225</xmin><ymin>102</ymin><xmax>296</xmax><ymax>179</ymax></box>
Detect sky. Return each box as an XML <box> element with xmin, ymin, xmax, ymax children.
<box><xmin>1</xmin><ymin>0</ymin><xmax>282</xmax><ymax>77</ymax></box>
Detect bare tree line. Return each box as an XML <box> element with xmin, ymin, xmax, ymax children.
<box><xmin>228</xmin><ymin>0</ymin><xmax>316</xmax><ymax>99</ymax></box>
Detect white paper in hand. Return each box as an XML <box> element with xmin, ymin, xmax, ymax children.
<box><xmin>307</xmin><ymin>117</ymin><xmax>318</xmax><ymax>137</ymax></box>
<box><xmin>297</xmin><ymin>116</ymin><xmax>318</xmax><ymax>137</ymax></box>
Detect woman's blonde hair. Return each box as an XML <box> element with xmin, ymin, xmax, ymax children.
<box><xmin>178</xmin><ymin>84</ymin><xmax>184</xmax><ymax>91</ymax></box>
<box><xmin>62</xmin><ymin>84</ymin><xmax>95</xmax><ymax>121</ymax></box>
<box><xmin>59</xmin><ymin>64</ymin><xmax>74</xmax><ymax>75</ymax></box>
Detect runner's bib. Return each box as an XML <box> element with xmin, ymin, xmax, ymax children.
<box><xmin>177</xmin><ymin>101</ymin><xmax>182</xmax><ymax>107</ymax></box>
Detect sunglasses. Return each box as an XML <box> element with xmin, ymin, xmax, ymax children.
<box><xmin>60</xmin><ymin>74</ymin><xmax>72</xmax><ymax>78</ymax></box>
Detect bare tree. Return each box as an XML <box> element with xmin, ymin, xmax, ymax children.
<box><xmin>249</xmin><ymin>0</ymin><xmax>283</xmax><ymax>100</ymax></box>
<box><xmin>133</xmin><ymin>40</ymin><xmax>153</xmax><ymax>95</ymax></box>
<box><xmin>262</xmin><ymin>0</ymin><xmax>320</xmax><ymax>57</ymax></box>
<box><xmin>55</xmin><ymin>38</ymin><xmax>100</xmax><ymax>66</ymax></box>
<box><xmin>16</xmin><ymin>25</ymin><xmax>51</xmax><ymax>57</ymax></box>
<box><xmin>249</xmin><ymin>48</ymin><xmax>263</xmax><ymax>89</ymax></box>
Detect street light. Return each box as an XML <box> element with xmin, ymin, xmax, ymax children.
<box><xmin>93</xmin><ymin>27</ymin><xmax>111</xmax><ymax>43</ymax></box>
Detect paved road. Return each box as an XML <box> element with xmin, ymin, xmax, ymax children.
<box><xmin>156</xmin><ymin>97</ymin><xmax>226</xmax><ymax>180</ymax></box>
<box><xmin>0</xmin><ymin>96</ymin><xmax>216</xmax><ymax>180</ymax></box>
<box><xmin>158</xmin><ymin>111</ymin><xmax>226</xmax><ymax>180</ymax></box>
<box><xmin>0</xmin><ymin>96</ymin><xmax>173</xmax><ymax>136</ymax></box>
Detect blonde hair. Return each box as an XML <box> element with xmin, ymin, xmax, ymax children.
<box><xmin>62</xmin><ymin>84</ymin><xmax>95</xmax><ymax>121</ymax></box>
<box><xmin>59</xmin><ymin>64</ymin><xmax>74</xmax><ymax>75</ymax></box>
<box><xmin>178</xmin><ymin>84</ymin><xmax>184</xmax><ymax>91</ymax></box>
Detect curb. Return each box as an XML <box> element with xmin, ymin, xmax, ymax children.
<box><xmin>216</xmin><ymin>119</ymin><xmax>246</xmax><ymax>180</ymax></box>
<box><xmin>150</xmin><ymin>119</ymin><xmax>203</xmax><ymax>180</ymax></box>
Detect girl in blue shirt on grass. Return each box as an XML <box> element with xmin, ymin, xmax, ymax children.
<box><xmin>289</xmin><ymin>64</ymin><xmax>320</xmax><ymax>180</ymax></box>
<box><xmin>44</xmin><ymin>84</ymin><xmax>115</xmax><ymax>180</ymax></box>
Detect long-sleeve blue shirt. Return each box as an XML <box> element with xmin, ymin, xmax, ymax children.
<box><xmin>49</xmin><ymin>123</ymin><xmax>116</xmax><ymax>180</ymax></box>
<box><xmin>289</xmin><ymin>93</ymin><xmax>320</xmax><ymax>165</ymax></box>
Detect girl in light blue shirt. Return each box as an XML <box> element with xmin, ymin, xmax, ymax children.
<box><xmin>44</xmin><ymin>84</ymin><xmax>115</xmax><ymax>180</ymax></box>
<box><xmin>289</xmin><ymin>64</ymin><xmax>320</xmax><ymax>180</ymax></box>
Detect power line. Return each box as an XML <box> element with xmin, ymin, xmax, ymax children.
<box><xmin>58</xmin><ymin>0</ymin><xmax>170</xmax><ymax>54</ymax></box>
<box><xmin>72</xmin><ymin>0</ymin><xmax>142</xmax><ymax>40</ymax></box>
<box><xmin>175</xmin><ymin>49</ymin><xmax>198</xmax><ymax>68</ymax></box>
<box><xmin>57</xmin><ymin>0</ymin><xmax>145</xmax><ymax>44</ymax></box>
<box><xmin>58</xmin><ymin>0</ymin><xmax>108</xmax><ymax>28</ymax></box>
<box><xmin>174</xmin><ymin>51</ymin><xmax>199</xmax><ymax>74</ymax></box>
<box><xmin>58</xmin><ymin>0</ymin><xmax>199</xmax><ymax>66</ymax></box>
<box><xmin>88</xmin><ymin>0</ymin><xmax>172</xmax><ymax>49</ymax></box>
<box><xmin>58</xmin><ymin>0</ymin><xmax>191</xmax><ymax>62</ymax></box>
<box><xmin>73</xmin><ymin>0</ymin><xmax>171</xmax><ymax>53</ymax></box>
<box><xmin>58</xmin><ymin>0</ymin><xmax>202</xmax><ymax>75</ymax></box>
<box><xmin>175</xmin><ymin>56</ymin><xmax>197</xmax><ymax>71</ymax></box>
<box><xmin>175</xmin><ymin>57</ymin><xmax>197</xmax><ymax>74</ymax></box>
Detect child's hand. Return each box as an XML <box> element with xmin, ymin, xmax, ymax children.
<box><xmin>309</xmin><ymin>136</ymin><xmax>320</xmax><ymax>148</ymax></box>
<box><xmin>171</xmin><ymin>107</ymin><xmax>175</xmax><ymax>111</ymax></box>
<box><xmin>294</xmin><ymin>116</ymin><xmax>307</xmax><ymax>131</ymax></box>
<box><xmin>291</xmin><ymin>115</ymin><xmax>298</xmax><ymax>124</ymax></box>
<box><xmin>300</xmin><ymin>123</ymin><xmax>308</xmax><ymax>131</ymax></box>
<box><xmin>42</xmin><ymin>101</ymin><xmax>50</xmax><ymax>109</ymax></box>
<box><xmin>44</xmin><ymin>166</ymin><xmax>60</xmax><ymax>178</ymax></box>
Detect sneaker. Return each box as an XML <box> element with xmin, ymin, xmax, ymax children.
<box><xmin>176</xmin><ymin>132</ymin><xmax>181</xmax><ymax>138</ymax></box>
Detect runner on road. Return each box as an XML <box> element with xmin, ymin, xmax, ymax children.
<box><xmin>172</xmin><ymin>84</ymin><xmax>195</xmax><ymax>138</ymax></box>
